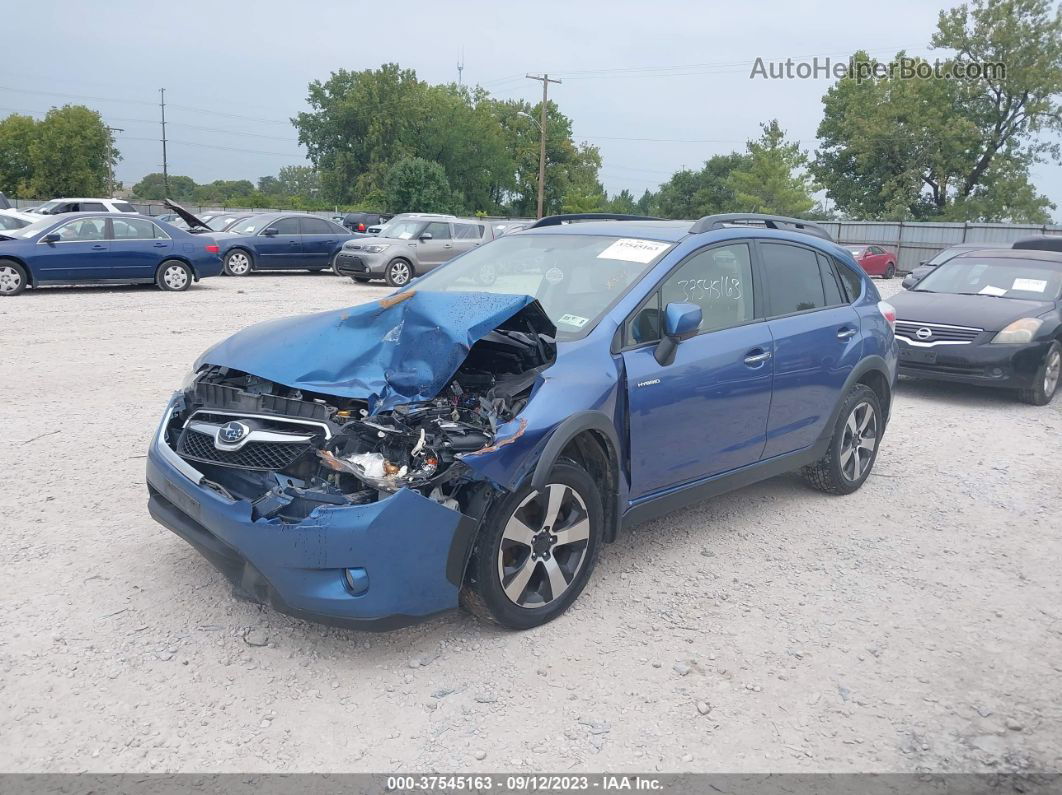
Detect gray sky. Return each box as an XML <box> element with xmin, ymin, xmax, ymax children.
<box><xmin>4</xmin><ymin>0</ymin><xmax>1059</xmax><ymax>218</ymax></box>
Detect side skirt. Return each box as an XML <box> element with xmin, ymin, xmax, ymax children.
<box><xmin>620</xmin><ymin>437</ymin><xmax>829</xmax><ymax>531</ymax></box>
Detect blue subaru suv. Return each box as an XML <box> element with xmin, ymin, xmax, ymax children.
<box><xmin>146</xmin><ymin>213</ymin><xmax>897</xmax><ymax>630</ymax></box>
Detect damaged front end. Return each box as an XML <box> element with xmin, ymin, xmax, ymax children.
<box><xmin>147</xmin><ymin>292</ymin><xmax>556</xmax><ymax>628</ymax></box>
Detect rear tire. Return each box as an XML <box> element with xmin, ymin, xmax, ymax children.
<box><xmin>0</xmin><ymin>259</ymin><xmax>28</xmax><ymax>296</ymax></box>
<box><xmin>802</xmin><ymin>384</ymin><xmax>883</xmax><ymax>495</ymax></box>
<box><xmin>884</xmin><ymin>263</ymin><xmax>896</xmax><ymax>279</ymax></box>
<box><xmin>156</xmin><ymin>260</ymin><xmax>193</xmax><ymax>292</ymax></box>
<box><xmin>224</xmin><ymin>249</ymin><xmax>252</xmax><ymax>276</ymax></box>
<box><xmin>460</xmin><ymin>461</ymin><xmax>602</xmax><ymax>630</ymax></box>
<box><xmin>1018</xmin><ymin>341</ymin><xmax>1061</xmax><ymax>406</ymax></box>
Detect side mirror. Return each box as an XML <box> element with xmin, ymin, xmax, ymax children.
<box><xmin>42</xmin><ymin>233</ymin><xmax>61</xmax><ymax>244</ymax></box>
<box><xmin>263</xmin><ymin>227</ymin><xmax>278</xmax><ymax>237</ymax></box>
<box><xmin>418</xmin><ymin>232</ymin><xmax>433</xmax><ymax>241</ymax></box>
<box><xmin>655</xmin><ymin>302</ymin><xmax>702</xmax><ymax>365</ymax></box>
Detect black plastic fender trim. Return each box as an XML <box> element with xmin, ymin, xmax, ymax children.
<box><xmin>530</xmin><ymin>411</ymin><xmax>623</xmax><ymax>541</ymax></box>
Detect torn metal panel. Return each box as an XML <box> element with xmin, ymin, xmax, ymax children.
<box><xmin>196</xmin><ymin>291</ymin><xmax>555</xmax><ymax>414</ymax></box>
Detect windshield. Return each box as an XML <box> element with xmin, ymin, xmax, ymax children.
<box><xmin>915</xmin><ymin>257</ymin><xmax>1062</xmax><ymax>300</ymax></box>
<box><xmin>410</xmin><ymin>234</ymin><xmax>673</xmax><ymax>338</ymax></box>
<box><xmin>927</xmin><ymin>247</ymin><xmax>979</xmax><ymax>266</ymax></box>
<box><xmin>378</xmin><ymin>220</ymin><xmax>424</xmax><ymax>240</ymax></box>
<box><xmin>9</xmin><ymin>217</ymin><xmax>59</xmax><ymax>238</ymax></box>
<box><xmin>229</xmin><ymin>216</ymin><xmax>274</xmax><ymax>235</ymax></box>
<box><xmin>207</xmin><ymin>215</ymin><xmax>245</xmax><ymax>231</ymax></box>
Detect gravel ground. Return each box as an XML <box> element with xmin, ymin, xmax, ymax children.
<box><xmin>1</xmin><ymin>273</ymin><xmax>1059</xmax><ymax>774</ymax></box>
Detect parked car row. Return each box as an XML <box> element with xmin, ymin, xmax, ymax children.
<box><xmin>0</xmin><ymin>212</ymin><xmax>223</xmax><ymax>295</ymax></box>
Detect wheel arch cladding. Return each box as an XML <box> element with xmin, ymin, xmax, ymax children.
<box><xmin>857</xmin><ymin>367</ymin><xmax>891</xmax><ymax>422</ymax></box>
<box><xmin>530</xmin><ymin>411</ymin><xmax>623</xmax><ymax>543</ymax></box>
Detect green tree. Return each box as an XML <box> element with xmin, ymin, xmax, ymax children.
<box><xmin>605</xmin><ymin>189</ymin><xmax>637</xmax><ymax>213</ymax></box>
<box><xmin>132</xmin><ymin>172</ymin><xmax>197</xmax><ymax>201</ymax></box>
<box><xmin>27</xmin><ymin>105</ymin><xmax>118</xmax><ymax>198</ymax></box>
<box><xmin>383</xmin><ymin>156</ymin><xmax>453</xmax><ymax>213</ymax></box>
<box><xmin>194</xmin><ymin>180</ymin><xmax>256</xmax><ymax>204</ymax></box>
<box><xmin>294</xmin><ymin>65</ymin><xmax>513</xmax><ymax>212</ymax></box>
<box><xmin>274</xmin><ymin>165</ymin><xmax>321</xmax><ymax>197</ymax></box>
<box><xmin>813</xmin><ymin>0</ymin><xmax>1061</xmax><ymax>221</ymax></box>
<box><xmin>727</xmin><ymin>120</ymin><xmax>814</xmax><ymax>216</ymax></box>
<box><xmin>652</xmin><ymin>152</ymin><xmax>750</xmax><ymax>219</ymax></box>
<box><xmin>635</xmin><ymin>189</ymin><xmax>656</xmax><ymax>215</ymax></box>
<box><xmin>0</xmin><ymin>114</ymin><xmax>38</xmax><ymax>196</ymax></box>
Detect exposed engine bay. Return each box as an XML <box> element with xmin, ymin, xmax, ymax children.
<box><xmin>162</xmin><ymin>307</ymin><xmax>555</xmax><ymax>522</ymax></box>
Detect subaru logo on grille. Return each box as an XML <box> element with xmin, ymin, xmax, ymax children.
<box><xmin>915</xmin><ymin>327</ymin><xmax>933</xmax><ymax>340</ymax></box>
<box><xmin>218</xmin><ymin>421</ymin><xmax>250</xmax><ymax>444</ymax></box>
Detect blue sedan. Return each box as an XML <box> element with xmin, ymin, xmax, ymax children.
<box><xmin>0</xmin><ymin>213</ymin><xmax>223</xmax><ymax>296</ymax></box>
<box><xmin>214</xmin><ymin>213</ymin><xmax>356</xmax><ymax>276</ymax></box>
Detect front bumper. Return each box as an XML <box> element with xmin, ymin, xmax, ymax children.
<box><xmin>897</xmin><ymin>337</ymin><xmax>1050</xmax><ymax>388</ymax></box>
<box><xmin>145</xmin><ymin>399</ymin><xmax>478</xmax><ymax>630</ymax></box>
<box><xmin>334</xmin><ymin>250</ymin><xmax>386</xmax><ymax>276</ymax></box>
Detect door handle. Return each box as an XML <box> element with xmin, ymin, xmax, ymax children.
<box><xmin>91</xmin><ymin>244</ymin><xmax>106</xmax><ymax>250</ymax></box>
<box><xmin>837</xmin><ymin>327</ymin><xmax>857</xmax><ymax>340</ymax></box>
<box><xmin>153</xmin><ymin>242</ymin><xmax>167</xmax><ymax>248</ymax></box>
<box><xmin>443</xmin><ymin>244</ymin><xmax>453</xmax><ymax>249</ymax></box>
<box><xmin>744</xmin><ymin>350</ymin><xmax>772</xmax><ymax>366</ymax></box>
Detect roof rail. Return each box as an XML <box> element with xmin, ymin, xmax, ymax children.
<box><xmin>528</xmin><ymin>212</ymin><xmax>663</xmax><ymax>229</ymax></box>
<box><xmin>690</xmin><ymin>213</ymin><xmax>833</xmax><ymax>241</ymax></box>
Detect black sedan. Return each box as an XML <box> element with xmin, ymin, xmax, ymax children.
<box><xmin>890</xmin><ymin>248</ymin><xmax>1061</xmax><ymax>405</ymax></box>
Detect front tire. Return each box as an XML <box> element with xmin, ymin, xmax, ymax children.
<box><xmin>224</xmin><ymin>249</ymin><xmax>252</xmax><ymax>277</ymax></box>
<box><xmin>802</xmin><ymin>384</ymin><xmax>883</xmax><ymax>495</ymax></box>
<box><xmin>384</xmin><ymin>258</ymin><xmax>413</xmax><ymax>287</ymax></box>
<box><xmin>460</xmin><ymin>462</ymin><xmax>602</xmax><ymax>630</ymax></box>
<box><xmin>0</xmin><ymin>259</ymin><xmax>28</xmax><ymax>296</ymax></box>
<box><xmin>1019</xmin><ymin>341</ymin><xmax>1061</xmax><ymax>406</ymax></box>
<box><xmin>156</xmin><ymin>260</ymin><xmax>193</xmax><ymax>292</ymax></box>
<box><xmin>351</xmin><ymin>275</ymin><xmax>371</xmax><ymax>283</ymax></box>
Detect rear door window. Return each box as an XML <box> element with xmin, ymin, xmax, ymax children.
<box><xmin>835</xmin><ymin>261</ymin><xmax>864</xmax><ymax>302</ymax></box>
<box><xmin>760</xmin><ymin>242</ymin><xmax>826</xmax><ymax>315</ymax></box>
<box><xmin>79</xmin><ymin>202</ymin><xmax>107</xmax><ymax>212</ymax></box>
<box><xmin>111</xmin><ymin>218</ymin><xmax>160</xmax><ymax>240</ymax></box>
<box><xmin>270</xmin><ymin>217</ymin><xmax>301</xmax><ymax>235</ymax></box>
<box><xmin>299</xmin><ymin>217</ymin><xmax>334</xmax><ymax>235</ymax></box>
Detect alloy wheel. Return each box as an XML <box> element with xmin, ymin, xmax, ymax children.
<box><xmin>839</xmin><ymin>401</ymin><xmax>878</xmax><ymax>482</ymax></box>
<box><xmin>0</xmin><ymin>265</ymin><xmax>22</xmax><ymax>294</ymax></box>
<box><xmin>163</xmin><ymin>264</ymin><xmax>189</xmax><ymax>290</ymax></box>
<box><xmin>227</xmin><ymin>252</ymin><xmax>250</xmax><ymax>275</ymax></box>
<box><xmin>388</xmin><ymin>261</ymin><xmax>411</xmax><ymax>286</ymax></box>
<box><xmin>496</xmin><ymin>483</ymin><xmax>591</xmax><ymax>608</ymax></box>
<box><xmin>1045</xmin><ymin>347</ymin><xmax>1061</xmax><ymax>396</ymax></box>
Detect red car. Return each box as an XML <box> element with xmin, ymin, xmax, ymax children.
<box><xmin>847</xmin><ymin>245</ymin><xmax>897</xmax><ymax>279</ymax></box>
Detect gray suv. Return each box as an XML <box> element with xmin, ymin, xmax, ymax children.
<box><xmin>334</xmin><ymin>216</ymin><xmax>495</xmax><ymax>286</ymax></box>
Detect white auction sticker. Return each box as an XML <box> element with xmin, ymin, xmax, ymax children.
<box><xmin>557</xmin><ymin>313</ymin><xmax>590</xmax><ymax>328</ymax></box>
<box><xmin>597</xmin><ymin>238</ymin><xmax>671</xmax><ymax>263</ymax></box>
<box><xmin>978</xmin><ymin>284</ymin><xmax>1007</xmax><ymax>296</ymax></box>
<box><xmin>1012</xmin><ymin>278</ymin><xmax>1047</xmax><ymax>292</ymax></box>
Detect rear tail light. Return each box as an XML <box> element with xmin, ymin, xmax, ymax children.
<box><xmin>205</xmin><ymin>243</ymin><xmax>220</xmax><ymax>254</ymax></box>
<box><xmin>878</xmin><ymin>300</ymin><xmax>896</xmax><ymax>330</ymax></box>
<box><xmin>357</xmin><ymin>223</ymin><xmax>366</xmax><ymax>232</ymax></box>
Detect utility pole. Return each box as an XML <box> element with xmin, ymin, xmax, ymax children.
<box><xmin>159</xmin><ymin>88</ymin><xmax>169</xmax><ymax>197</ymax></box>
<box><xmin>104</xmin><ymin>125</ymin><xmax>123</xmax><ymax>195</ymax></box>
<box><xmin>526</xmin><ymin>73</ymin><xmax>561</xmax><ymax>219</ymax></box>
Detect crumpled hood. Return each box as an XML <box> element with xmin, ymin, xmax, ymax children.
<box><xmin>196</xmin><ymin>291</ymin><xmax>554</xmax><ymax>413</ymax></box>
